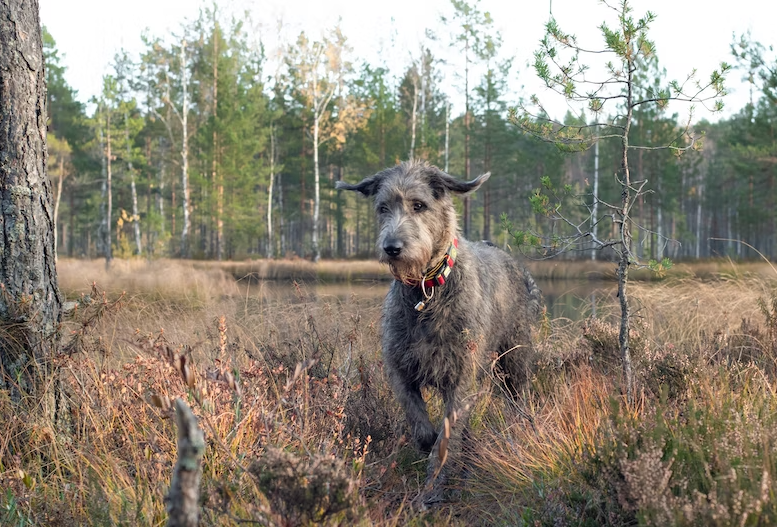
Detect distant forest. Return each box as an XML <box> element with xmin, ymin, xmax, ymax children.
<box><xmin>43</xmin><ymin>3</ymin><xmax>777</xmax><ymax>262</ymax></box>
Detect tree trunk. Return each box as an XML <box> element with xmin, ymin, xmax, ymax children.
<box><xmin>420</xmin><ymin>51</ymin><xmax>426</xmax><ymax>149</ymax></box>
<box><xmin>171</xmin><ymin>169</ymin><xmax>176</xmax><ymax>238</ymax></box>
<box><xmin>336</xmin><ymin>164</ymin><xmax>344</xmax><ymax>258</ymax></box>
<box><xmin>217</xmin><ymin>182</ymin><xmax>223</xmax><ymax>261</ymax></box>
<box><xmin>125</xmin><ymin>109</ymin><xmax>142</xmax><ymax>255</ymax></box>
<box><xmin>695</xmin><ymin>182</ymin><xmax>703</xmax><ymax>259</ymax></box>
<box><xmin>618</xmin><ymin>64</ymin><xmax>635</xmax><ymax>404</ymax></box>
<box><xmin>409</xmin><ymin>71</ymin><xmax>418</xmax><ymax>160</ymax></box>
<box><xmin>313</xmin><ymin>113</ymin><xmax>320</xmax><ymax>262</ymax></box>
<box><xmin>300</xmin><ymin>125</ymin><xmax>306</xmax><ymax>256</ymax></box>
<box><xmin>278</xmin><ymin>168</ymin><xmax>285</xmax><ymax>257</ymax></box>
<box><xmin>53</xmin><ymin>155</ymin><xmax>64</xmax><ymax>258</ymax></box>
<box><xmin>0</xmin><ymin>0</ymin><xmax>63</xmax><ymax>397</ymax></box>
<box><xmin>212</xmin><ymin>30</ymin><xmax>223</xmax><ymax>262</ymax></box>
<box><xmin>312</xmin><ymin>67</ymin><xmax>321</xmax><ymax>263</ymax></box>
<box><xmin>145</xmin><ymin>137</ymin><xmax>152</xmax><ymax>253</ymax></box>
<box><xmin>483</xmin><ymin>74</ymin><xmax>492</xmax><ymax>241</ymax></box>
<box><xmin>444</xmin><ymin>101</ymin><xmax>450</xmax><ymax>172</ymax></box>
<box><xmin>267</xmin><ymin>125</ymin><xmax>275</xmax><ymax>258</ymax></box>
<box><xmin>180</xmin><ymin>40</ymin><xmax>191</xmax><ymax>258</ymax></box>
<box><xmin>463</xmin><ymin>40</ymin><xmax>471</xmax><ymax>238</ymax></box>
<box><xmin>591</xmin><ymin>136</ymin><xmax>599</xmax><ymax>260</ymax></box>
<box><xmin>106</xmin><ymin>111</ymin><xmax>113</xmax><ymax>268</ymax></box>
<box><xmin>656</xmin><ymin>178</ymin><xmax>663</xmax><ymax>260</ymax></box>
<box><xmin>158</xmin><ymin>160</ymin><xmax>166</xmax><ymax>237</ymax></box>
<box><xmin>68</xmin><ymin>187</ymin><xmax>74</xmax><ymax>256</ymax></box>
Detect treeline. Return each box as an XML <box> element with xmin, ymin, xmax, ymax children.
<box><xmin>44</xmin><ymin>2</ymin><xmax>777</xmax><ymax>262</ymax></box>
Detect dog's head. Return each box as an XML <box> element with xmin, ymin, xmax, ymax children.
<box><xmin>336</xmin><ymin>160</ymin><xmax>490</xmax><ymax>283</ymax></box>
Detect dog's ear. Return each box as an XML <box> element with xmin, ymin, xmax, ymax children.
<box><xmin>335</xmin><ymin>173</ymin><xmax>384</xmax><ymax>197</ymax></box>
<box><xmin>428</xmin><ymin>168</ymin><xmax>491</xmax><ymax>199</ymax></box>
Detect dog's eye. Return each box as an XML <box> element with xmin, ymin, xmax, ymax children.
<box><xmin>413</xmin><ymin>201</ymin><xmax>426</xmax><ymax>212</ymax></box>
<box><xmin>378</xmin><ymin>204</ymin><xmax>390</xmax><ymax>214</ymax></box>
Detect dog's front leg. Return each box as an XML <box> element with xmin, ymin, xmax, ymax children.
<box><xmin>422</xmin><ymin>386</ymin><xmax>476</xmax><ymax>506</ymax></box>
<box><xmin>390</xmin><ymin>375</ymin><xmax>437</xmax><ymax>453</ymax></box>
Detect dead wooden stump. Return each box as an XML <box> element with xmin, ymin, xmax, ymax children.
<box><xmin>166</xmin><ymin>398</ymin><xmax>205</xmax><ymax>527</ymax></box>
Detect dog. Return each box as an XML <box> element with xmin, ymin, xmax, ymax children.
<box><xmin>337</xmin><ymin>160</ymin><xmax>541</xmax><ymax>503</ymax></box>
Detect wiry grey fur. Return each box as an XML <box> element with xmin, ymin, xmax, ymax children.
<box><xmin>337</xmin><ymin>160</ymin><xmax>541</xmax><ymax>502</ymax></box>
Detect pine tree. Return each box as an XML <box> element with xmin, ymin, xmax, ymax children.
<box><xmin>0</xmin><ymin>0</ymin><xmax>63</xmax><ymax>401</ymax></box>
<box><xmin>511</xmin><ymin>0</ymin><xmax>728</xmax><ymax>401</ymax></box>
<box><xmin>441</xmin><ymin>0</ymin><xmax>499</xmax><ymax>237</ymax></box>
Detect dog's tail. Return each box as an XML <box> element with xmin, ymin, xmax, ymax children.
<box><xmin>524</xmin><ymin>270</ymin><xmax>543</xmax><ymax>319</ymax></box>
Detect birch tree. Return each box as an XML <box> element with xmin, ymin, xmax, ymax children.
<box><xmin>48</xmin><ymin>134</ymin><xmax>71</xmax><ymax>258</ymax></box>
<box><xmin>288</xmin><ymin>27</ymin><xmax>349</xmax><ymax>262</ymax></box>
<box><xmin>141</xmin><ymin>35</ymin><xmax>193</xmax><ymax>257</ymax></box>
<box><xmin>95</xmin><ymin>83</ymin><xmax>117</xmax><ymax>268</ymax></box>
<box><xmin>114</xmin><ymin>51</ymin><xmax>143</xmax><ymax>255</ymax></box>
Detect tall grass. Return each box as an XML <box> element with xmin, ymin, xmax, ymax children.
<box><xmin>58</xmin><ymin>258</ymin><xmax>242</xmax><ymax>304</ymax></box>
<box><xmin>3</xmin><ymin>259</ymin><xmax>777</xmax><ymax>525</ymax></box>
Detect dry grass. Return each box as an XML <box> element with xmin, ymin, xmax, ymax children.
<box><xmin>58</xmin><ymin>258</ymin><xmax>242</xmax><ymax>304</ymax></box>
<box><xmin>60</xmin><ymin>256</ymin><xmax>777</xmax><ymax>289</ymax></box>
<box><xmin>630</xmin><ymin>277</ymin><xmax>775</xmax><ymax>351</ymax></box>
<box><xmin>4</xmin><ymin>259</ymin><xmax>777</xmax><ymax>525</ymax></box>
<box><xmin>525</xmin><ymin>257</ymin><xmax>777</xmax><ymax>281</ymax></box>
<box><xmin>202</xmin><ymin>258</ymin><xmax>389</xmax><ymax>283</ymax></box>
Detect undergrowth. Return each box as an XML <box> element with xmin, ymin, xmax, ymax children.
<box><xmin>3</xmin><ymin>260</ymin><xmax>777</xmax><ymax>525</ymax></box>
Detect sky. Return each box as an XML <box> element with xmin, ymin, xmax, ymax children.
<box><xmin>38</xmin><ymin>0</ymin><xmax>776</xmax><ymax>123</ymax></box>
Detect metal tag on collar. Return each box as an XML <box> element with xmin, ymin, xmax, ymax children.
<box><xmin>414</xmin><ymin>300</ymin><xmax>426</xmax><ymax>311</ymax></box>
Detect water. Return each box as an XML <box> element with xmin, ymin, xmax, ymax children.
<box><xmin>541</xmin><ymin>279</ymin><xmax>616</xmax><ymax>321</ymax></box>
<box><xmin>241</xmin><ymin>278</ymin><xmax>615</xmax><ymax>322</ymax></box>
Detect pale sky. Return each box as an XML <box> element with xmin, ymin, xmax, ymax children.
<box><xmin>39</xmin><ymin>0</ymin><xmax>774</xmax><ymax>123</ymax></box>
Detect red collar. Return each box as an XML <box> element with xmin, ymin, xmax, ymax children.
<box><xmin>398</xmin><ymin>239</ymin><xmax>458</xmax><ymax>288</ymax></box>
<box><xmin>420</xmin><ymin>238</ymin><xmax>458</xmax><ymax>290</ymax></box>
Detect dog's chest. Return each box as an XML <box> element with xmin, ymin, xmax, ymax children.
<box><xmin>385</xmin><ymin>298</ymin><xmax>479</xmax><ymax>387</ymax></box>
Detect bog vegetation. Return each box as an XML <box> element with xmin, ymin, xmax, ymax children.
<box><xmin>1</xmin><ymin>260</ymin><xmax>777</xmax><ymax>525</ymax></box>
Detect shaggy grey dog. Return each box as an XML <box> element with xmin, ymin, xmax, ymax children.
<box><xmin>337</xmin><ymin>160</ymin><xmax>541</xmax><ymax>501</ymax></box>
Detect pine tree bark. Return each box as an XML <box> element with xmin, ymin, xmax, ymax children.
<box><xmin>0</xmin><ymin>0</ymin><xmax>63</xmax><ymax>396</ymax></box>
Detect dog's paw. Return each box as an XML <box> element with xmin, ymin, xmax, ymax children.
<box><xmin>415</xmin><ymin>428</ymin><xmax>437</xmax><ymax>454</ymax></box>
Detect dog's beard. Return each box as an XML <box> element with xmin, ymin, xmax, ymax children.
<box><xmin>382</xmin><ymin>249</ymin><xmax>434</xmax><ymax>286</ymax></box>
<box><xmin>387</xmin><ymin>261</ymin><xmax>423</xmax><ymax>285</ymax></box>
<box><xmin>378</xmin><ymin>229</ymin><xmax>446</xmax><ymax>285</ymax></box>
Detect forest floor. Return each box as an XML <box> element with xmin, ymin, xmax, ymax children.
<box><xmin>3</xmin><ymin>257</ymin><xmax>777</xmax><ymax>525</ymax></box>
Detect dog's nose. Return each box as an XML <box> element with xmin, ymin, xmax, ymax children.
<box><xmin>383</xmin><ymin>240</ymin><xmax>403</xmax><ymax>258</ymax></box>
